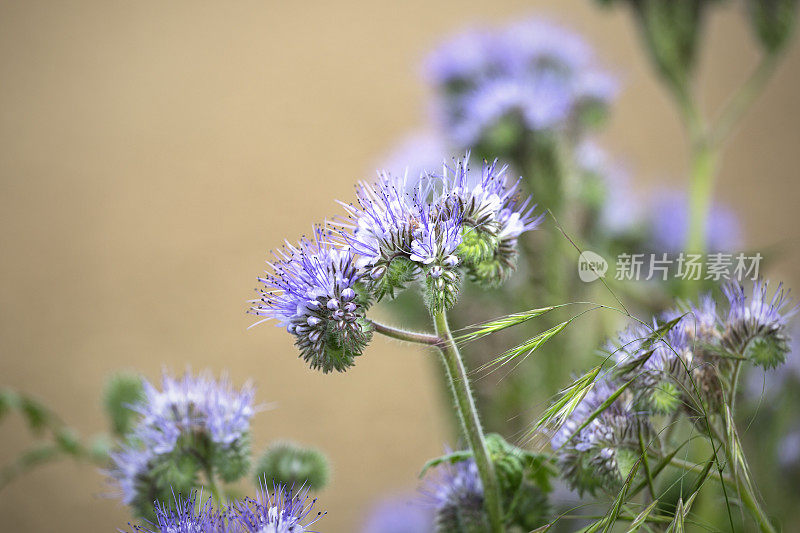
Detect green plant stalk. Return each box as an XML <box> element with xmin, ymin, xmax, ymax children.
<box><xmin>204</xmin><ymin>464</ymin><xmax>224</xmax><ymax>506</ymax></box>
<box><xmin>685</xmin><ymin>139</ymin><xmax>718</xmax><ymax>254</ymax></box>
<box><xmin>434</xmin><ymin>310</ymin><xmax>504</xmax><ymax>533</ymax></box>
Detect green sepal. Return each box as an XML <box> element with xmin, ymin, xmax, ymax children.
<box><xmin>212</xmin><ymin>435</ymin><xmax>251</xmax><ymax>483</ymax></box>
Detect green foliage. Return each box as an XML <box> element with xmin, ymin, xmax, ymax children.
<box><xmin>103</xmin><ymin>373</ymin><xmax>144</xmax><ymax>437</ymax></box>
<box><xmin>253</xmin><ymin>441</ymin><xmax>330</xmax><ymax>490</ymax></box>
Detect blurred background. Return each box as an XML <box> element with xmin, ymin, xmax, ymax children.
<box><xmin>1</xmin><ymin>1</ymin><xmax>799</xmax><ymax>531</ymax></box>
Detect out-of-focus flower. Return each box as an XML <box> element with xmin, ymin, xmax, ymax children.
<box><xmin>361</xmin><ymin>496</ymin><xmax>434</xmax><ymax>533</ymax></box>
<box><xmin>424</xmin><ymin>457</ymin><xmax>488</xmax><ymax>531</ymax></box>
<box><xmin>425</xmin><ymin>17</ymin><xmax>617</xmax><ymax>152</ymax></box>
<box><xmin>134</xmin><ymin>372</ymin><xmax>255</xmax><ymax>456</ymax></box>
<box><xmin>648</xmin><ymin>189</ymin><xmax>741</xmax><ymax>252</ymax></box>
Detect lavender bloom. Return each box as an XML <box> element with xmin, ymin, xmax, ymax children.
<box><xmin>361</xmin><ymin>496</ymin><xmax>434</xmax><ymax>533</ymax></box>
<box><xmin>451</xmin><ymin>76</ymin><xmax>572</xmax><ymax>147</ymax></box>
<box><xmin>423</xmin><ymin>458</ymin><xmax>487</xmax><ymax>529</ymax></box>
<box><xmin>234</xmin><ymin>483</ymin><xmax>325</xmax><ymax>533</ymax></box>
<box><xmin>251</xmin><ymin>228</ymin><xmax>372</xmax><ymax>373</ymax></box>
<box><xmin>130</xmin><ymin>492</ymin><xmax>228</xmax><ymax>533</ymax></box>
<box><xmin>134</xmin><ymin>372</ymin><xmax>255</xmax><ymax>456</ymax></box>
<box><xmin>722</xmin><ymin>280</ymin><xmax>796</xmax><ymax>367</ymax></box>
<box><xmin>426</xmin><ymin>18</ymin><xmax>617</xmax><ymax>150</ymax></box>
<box><xmin>648</xmin><ymin>190</ymin><xmax>741</xmax><ymax>252</ymax></box>
<box><xmin>551</xmin><ymin>375</ymin><xmax>646</xmax><ymax>494</ymax></box>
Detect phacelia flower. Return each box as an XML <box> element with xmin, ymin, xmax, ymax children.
<box><xmin>234</xmin><ymin>483</ymin><xmax>325</xmax><ymax>533</ymax></box>
<box><xmin>722</xmin><ymin>280</ymin><xmax>796</xmax><ymax>368</ymax></box>
<box><xmin>134</xmin><ymin>372</ymin><xmax>255</xmax><ymax>456</ymax></box>
<box><xmin>426</xmin><ymin>18</ymin><xmax>617</xmax><ymax>152</ymax></box>
<box><xmin>108</xmin><ymin>372</ymin><xmax>256</xmax><ymax>516</ymax></box>
<box><xmin>550</xmin><ymin>375</ymin><xmax>647</xmax><ymax>495</ymax></box>
<box><xmin>424</xmin><ymin>458</ymin><xmax>488</xmax><ymax>531</ymax></box>
<box><xmin>130</xmin><ymin>491</ymin><xmax>228</xmax><ymax>533</ymax></box>
<box><xmin>251</xmin><ymin>228</ymin><xmax>373</xmax><ymax>373</ymax></box>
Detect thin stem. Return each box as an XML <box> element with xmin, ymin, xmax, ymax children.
<box><xmin>370</xmin><ymin>320</ymin><xmax>440</xmax><ymax>346</ymax></box>
<box><xmin>711</xmin><ymin>53</ymin><xmax>780</xmax><ymax>148</ymax></box>
<box><xmin>434</xmin><ymin>310</ymin><xmax>504</xmax><ymax>533</ymax></box>
<box><xmin>204</xmin><ymin>465</ymin><xmax>223</xmax><ymax>506</ymax></box>
<box><xmin>685</xmin><ymin>138</ymin><xmax>718</xmax><ymax>255</ymax></box>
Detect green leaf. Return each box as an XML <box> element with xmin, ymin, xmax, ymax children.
<box><xmin>418</xmin><ymin>450</ymin><xmax>473</xmax><ymax>478</ymax></box>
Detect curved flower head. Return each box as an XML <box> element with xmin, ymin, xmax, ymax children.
<box><xmin>252</xmin><ymin>228</ymin><xmax>372</xmax><ymax>373</ymax></box>
<box><xmin>234</xmin><ymin>483</ymin><xmax>325</xmax><ymax>533</ymax></box>
<box><xmin>723</xmin><ymin>280</ymin><xmax>796</xmax><ymax>368</ymax></box>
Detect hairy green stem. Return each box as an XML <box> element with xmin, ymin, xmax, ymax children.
<box><xmin>434</xmin><ymin>310</ymin><xmax>504</xmax><ymax>533</ymax></box>
<box><xmin>685</xmin><ymin>138</ymin><xmax>718</xmax><ymax>255</ymax></box>
<box><xmin>370</xmin><ymin>320</ymin><xmax>440</xmax><ymax>346</ymax></box>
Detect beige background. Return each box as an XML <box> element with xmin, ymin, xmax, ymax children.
<box><xmin>1</xmin><ymin>1</ymin><xmax>799</xmax><ymax>531</ymax></box>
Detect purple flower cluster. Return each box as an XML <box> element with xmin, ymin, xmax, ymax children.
<box><xmin>551</xmin><ymin>280</ymin><xmax>795</xmax><ymax>493</ymax></box>
<box><xmin>251</xmin><ymin>156</ymin><xmax>540</xmax><ymax>369</ymax></box>
<box><xmin>109</xmin><ymin>372</ymin><xmax>256</xmax><ymax>511</ymax></box>
<box><xmin>425</xmin><ymin>18</ymin><xmax>617</xmax><ymax>149</ymax></box>
<box><xmin>129</xmin><ymin>484</ymin><xmax>324</xmax><ymax>533</ymax></box>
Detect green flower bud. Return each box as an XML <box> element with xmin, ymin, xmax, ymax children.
<box><xmin>649</xmin><ymin>381</ymin><xmax>681</xmax><ymax>414</ymax></box>
<box><xmin>253</xmin><ymin>441</ymin><xmax>330</xmax><ymax>490</ymax></box>
<box><xmin>424</xmin><ymin>267</ymin><xmax>461</xmax><ymax>315</ymax></box>
<box><xmin>466</xmin><ymin>243</ymin><xmax>518</xmax><ymax>289</ymax></box>
<box><xmin>435</xmin><ymin>505</ymin><xmax>490</xmax><ymax>533</ymax></box>
<box><xmin>457</xmin><ymin>226</ymin><xmax>499</xmax><ymax>266</ymax></box>
<box><xmin>746</xmin><ymin>334</ymin><xmax>789</xmax><ymax>369</ymax></box>
<box><xmin>103</xmin><ymin>373</ymin><xmax>144</xmax><ymax>437</ymax></box>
